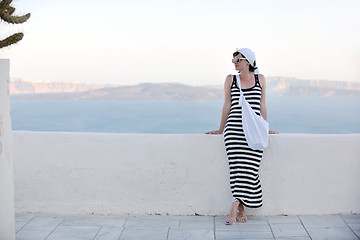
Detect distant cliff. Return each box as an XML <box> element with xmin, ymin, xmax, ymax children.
<box><xmin>10</xmin><ymin>77</ymin><xmax>360</xmax><ymax>100</ymax></box>
<box><xmin>266</xmin><ymin>77</ymin><xmax>360</xmax><ymax>97</ymax></box>
<box><xmin>11</xmin><ymin>82</ymin><xmax>223</xmax><ymax>101</ymax></box>
<box><xmin>10</xmin><ymin>78</ymin><xmax>117</xmax><ymax>94</ymax></box>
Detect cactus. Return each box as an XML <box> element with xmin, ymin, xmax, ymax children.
<box><xmin>0</xmin><ymin>0</ymin><xmax>30</xmax><ymax>49</ymax></box>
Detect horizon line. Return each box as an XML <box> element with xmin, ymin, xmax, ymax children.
<box><xmin>10</xmin><ymin>76</ymin><xmax>360</xmax><ymax>87</ymax></box>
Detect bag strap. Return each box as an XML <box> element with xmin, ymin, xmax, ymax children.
<box><xmin>235</xmin><ymin>75</ymin><xmax>242</xmax><ymax>94</ymax></box>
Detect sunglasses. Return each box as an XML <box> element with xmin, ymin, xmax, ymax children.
<box><xmin>232</xmin><ymin>57</ymin><xmax>247</xmax><ymax>63</ymax></box>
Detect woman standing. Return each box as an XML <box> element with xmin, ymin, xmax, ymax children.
<box><xmin>206</xmin><ymin>48</ymin><xmax>277</xmax><ymax>224</ymax></box>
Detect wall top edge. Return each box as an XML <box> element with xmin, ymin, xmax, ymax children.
<box><xmin>12</xmin><ymin>130</ymin><xmax>360</xmax><ymax>137</ymax></box>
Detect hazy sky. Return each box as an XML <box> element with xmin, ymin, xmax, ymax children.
<box><xmin>1</xmin><ymin>0</ymin><xmax>359</xmax><ymax>86</ymax></box>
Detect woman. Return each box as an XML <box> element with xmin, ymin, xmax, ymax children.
<box><xmin>206</xmin><ymin>48</ymin><xmax>277</xmax><ymax>224</ymax></box>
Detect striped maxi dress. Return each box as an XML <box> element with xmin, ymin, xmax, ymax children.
<box><xmin>223</xmin><ymin>74</ymin><xmax>263</xmax><ymax>208</ymax></box>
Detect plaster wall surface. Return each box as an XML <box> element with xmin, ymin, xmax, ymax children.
<box><xmin>13</xmin><ymin>131</ymin><xmax>360</xmax><ymax>216</ymax></box>
<box><xmin>0</xmin><ymin>59</ymin><xmax>15</xmax><ymax>240</ymax></box>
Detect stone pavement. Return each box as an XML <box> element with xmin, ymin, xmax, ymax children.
<box><xmin>15</xmin><ymin>213</ymin><xmax>360</xmax><ymax>240</ymax></box>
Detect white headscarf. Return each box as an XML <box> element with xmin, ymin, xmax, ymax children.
<box><xmin>236</xmin><ymin>48</ymin><xmax>259</xmax><ymax>74</ymax></box>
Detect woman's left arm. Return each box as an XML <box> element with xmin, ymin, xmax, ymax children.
<box><xmin>259</xmin><ymin>74</ymin><xmax>279</xmax><ymax>134</ymax></box>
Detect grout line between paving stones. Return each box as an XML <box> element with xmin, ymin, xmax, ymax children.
<box><xmin>298</xmin><ymin>214</ymin><xmax>313</xmax><ymax>240</ymax></box>
<box><xmin>117</xmin><ymin>226</ymin><xmax>125</xmax><ymax>240</ymax></box>
<box><xmin>122</xmin><ymin>216</ymin><xmax>129</xmax><ymax>228</ymax></box>
<box><xmin>266</xmin><ymin>216</ymin><xmax>276</xmax><ymax>239</ymax></box>
<box><xmin>166</xmin><ymin>227</ymin><xmax>170</xmax><ymax>240</ymax></box>
<box><xmin>15</xmin><ymin>214</ymin><xmax>37</xmax><ymax>233</ymax></box>
<box><xmin>339</xmin><ymin>214</ymin><xmax>360</xmax><ymax>239</ymax></box>
<box><xmin>44</xmin><ymin>215</ymin><xmax>66</xmax><ymax>240</ymax></box>
<box><xmin>213</xmin><ymin>216</ymin><xmax>216</xmax><ymax>240</ymax></box>
<box><xmin>92</xmin><ymin>226</ymin><xmax>103</xmax><ymax>240</ymax></box>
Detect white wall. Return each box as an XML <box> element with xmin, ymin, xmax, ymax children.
<box><xmin>13</xmin><ymin>131</ymin><xmax>360</xmax><ymax>216</ymax></box>
<box><xmin>0</xmin><ymin>59</ymin><xmax>15</xmax><ymax>240</ymax></box>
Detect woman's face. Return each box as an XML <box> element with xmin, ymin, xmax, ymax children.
<box><xmin>233</xmin><ymin>53</ymin><xmax>249</xmax><ymax>72</ymax></box>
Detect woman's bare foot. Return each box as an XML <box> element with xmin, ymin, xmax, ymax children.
<box><xmin>226</xmin><ymin>201</ymin><xmax>240</xmax><ymax>225</ymax></box>
<box><xmin>236</xmin><ymin>203</ymin><xmax>248</xmax><ymax>222</ymax></box>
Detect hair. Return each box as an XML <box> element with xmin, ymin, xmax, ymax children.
<box><xmin>233</xmin><ymin>51</ymin><xmax>258</xmax><ymax>73</ymax></box>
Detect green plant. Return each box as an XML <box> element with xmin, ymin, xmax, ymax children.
<box><xmin>0</xmin><ymin>0</ymin><xmax>30</xmax><ymax>49</ymax></box>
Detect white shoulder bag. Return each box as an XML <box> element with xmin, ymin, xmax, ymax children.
<box><xmin>236</xmin><ymin>75</ymin><xmax>269</xmax><ymax>150</ymax></box>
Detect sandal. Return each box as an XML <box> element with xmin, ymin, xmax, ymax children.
<box><xmin>225</xmin><ymin>217</ymin><xmax>237</xmax><ymax>225</ymax></box>
<box><xmin>236</xmin><ymin>210</ymin><xmax>248</xmax><ymax>222</ymax></box>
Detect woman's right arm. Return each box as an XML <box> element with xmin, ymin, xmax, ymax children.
<box><xmin>205</xmin><ymin>75</ymin><xmax>232</xmax><ymax>134</ymax></box>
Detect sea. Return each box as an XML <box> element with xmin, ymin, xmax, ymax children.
<box><xmin>10</xmin><ymin>96</ymin><xmax>360</xmax><ymax>134</ymax></box>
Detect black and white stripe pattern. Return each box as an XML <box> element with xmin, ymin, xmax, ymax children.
<box><xmin>223</xmin><ymin>75</ymin><xmax>263</xmax><ymax>208</ymax></box>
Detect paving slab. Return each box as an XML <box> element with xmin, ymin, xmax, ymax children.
<box><xmin>306</xmin><ymin>227</ymin><xmax>359</xmax><ymax>240</ymax></box>
<box><xmin>270</xmin><ymin>223</ymin><xmax>309</xmax><ymax>238</ymax></box>
<box><xmin>170</xmin><ymin>216</ymin><xmax>214</xmax><ymax>221</ymax></box>
<box><xmin>275</xmin><ymin>237</ymin><xmax>311</xmax><ymax>240</ymax></box>
<box><xmin>119</xmin><ymin>228</ymin><xmax>168</xmax><ymax>240</ymax></box>
<box><xmin>168</xmin><ymin>229</ymin><xmax>214</xmax><ymax>240</ymax></box>
<box><xmin>348</xmin><ymin>223</ymin><xmax>360</xmax><ymax>231</ymax></box>
<box><xmin>124</xmin><ymin>216</ymin><xmax>179</xmax><ymax>229</ymax></box>
<box><xmin>216</xmin><ymin>222</ymin><xmax>272</xmax><ymax>231</ymax></box>
<box><xmin>16</xmin><ymin>230</ymin><xmax>52</xmax><ymax>240</ymax></box>
<box><xmin>215</xmin><ymin>216</ymin><xmax>270</xmax><ymax>231</ymax></box>
<box><xmin>268</xmin><ymin>215</ymin><xmax>301</xmax><ymax>224</ymax></box>
<box><xmin>178</xmin><ymin>218</ymin><xmax>214</xmax><ymax>229</ymax></box>
<box><xmin>94</xmin><ymin>227</ymin><xmax>124</xmax><ymax>240</ymax></box>
<box><xmin>216</xmin><ymin>229</ymin><xmax>274</xmax><ymax>239</ymax></box>
<box><xmin>342</xmin><ymin>215</ymin><xmax>360</xmax><ymax>224</ymax></box>
<box><xmin>60</xmin><ymin>215</ymin><xmax>127</xmax><ymax>227</ymax></box>
<box><xmin>299</xmin><ymin>214</ymin><xmax>348</xmax><ymax>228</ymax></box>
<box><xmin>20</xmin><ymin>216</ymin><xmax>64</xmax><ymax>232</ymax></box>
<box><xmin>15</xmin><ymin>221</ymin><xmax>30</xmax><ymax>232</ymax></box>
<box><xmin>46</xmin><ymin>225</ymin><xmax>101</xmax><ymax>240</ymax></box>
<box><xmin>245</xmin><ymin>216</ymin><xmax>269</xmax><ymax>224</ymax></box>
<box><xmin>15</xmin><ymin>214</ymin><xmax>36</xmax><ymax>222</ymax></box>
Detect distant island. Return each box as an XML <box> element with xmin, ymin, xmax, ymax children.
<box><xmin>10</xmin><ymin>77</ymin><xmax>360</xmax><ymax>100</ymax></box>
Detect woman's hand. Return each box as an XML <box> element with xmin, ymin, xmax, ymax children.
<box><xmin>205</xmin><ymin>130</ymin><xmax>223</xmax><ymax>134</ymax></box>
<box><xmin>269</xmin><ymin>130</ymin><xmax>279</xmax><ymax>134</ymax></box>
